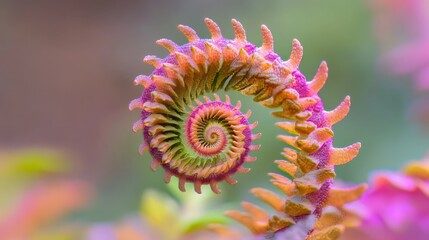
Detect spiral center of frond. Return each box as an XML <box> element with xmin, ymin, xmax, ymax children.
<box><xmin>198</xmin><ymin>123</ymin><xmax>227</xmax><ymax>154</ymax></box>
<box><xmin>186</xmin><ymin>100</ymin><xmax>244</xmax><ymax>158</ymax></box>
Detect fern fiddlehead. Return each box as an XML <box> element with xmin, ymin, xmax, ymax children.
<box><xmin>130</xmin><ymin>18</ymin><xmax>365</xmax><ymax>239</ymax></box>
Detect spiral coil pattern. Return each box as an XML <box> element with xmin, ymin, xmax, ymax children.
<box><xmin>130</xmin><ymin>18</ymin><xmax>366</xmax><ymax>239</ymax></box>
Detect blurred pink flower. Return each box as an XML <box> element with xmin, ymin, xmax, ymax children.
<box><xmin>0</xmin><ymin>149</ymin><xmax>93</xmax><ymax>240</ymax></box>
<box><xmin>85</xmin><ymin>185</ymin><xmax>240</xmax><ymax>240</ymax></box>
<box><xmin>370</xmin><ymin>0</ymin><xmax>429</xmax><ymax>128</ymax></box>
<box><xmin>372</xmin><ymin>0</ymin><xmax>429</xmax><ymax>90</ymax></box>
<box><xmin>342</xmin><ymin>154</ymin><xmax>429</xmax><ymax>240</ymax></box>
<box><xmin>409</xmin><ymin>96</ymin><xmax>429</xmax><ymax>131</ymax></box>
<box><xmin>370</xmin><ymin>0</ymin><xmax>429</xmax><ymax>45</ymax></box>
<box><xmin>0</xmin><ymin>180</ymin><xmax>92</xmax><ymax>240</ymax></box>
<box><xmin>86</xmin><ymin>221</ymin><xmax>152</xmax><ymax>240</ymax></box>
<box><xmin>383</xmin><ymin>37</ymin><xmax>429</xmax><ymax>91</ymax></box>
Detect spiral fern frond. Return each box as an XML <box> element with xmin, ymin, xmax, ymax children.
<box><xmin>130</xmin><ymin>18</ymin><xmax>365</xmax><ymax>239</ymax></box>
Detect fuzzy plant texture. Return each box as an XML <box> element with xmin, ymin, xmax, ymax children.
<box><xmin>130</xmin><ymin>18</ymin><xmax>366</xmax><ymax>240</ymax></box>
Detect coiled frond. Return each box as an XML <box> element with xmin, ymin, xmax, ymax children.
<box><xmin>130</xmin><ymin>18</ymin><xmax>365</xmax><ymax>239</ymax></box>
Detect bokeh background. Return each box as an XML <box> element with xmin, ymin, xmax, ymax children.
<box><xmin>1</xmin><ymin>0</ymin><xmax>429</xmax><ymax>229</ymax></box>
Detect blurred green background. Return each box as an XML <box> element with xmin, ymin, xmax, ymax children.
<box><xmin>1</xmin><ymin>0</ymin><xmax>428</xmax><ymax>223</ymax></box>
